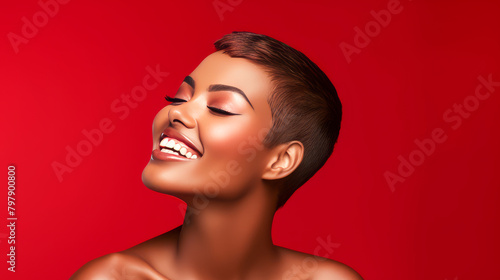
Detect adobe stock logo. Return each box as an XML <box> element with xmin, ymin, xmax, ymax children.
<box><xmin>178</xmin><ymin>114</ymin><xmax>299</xmax><ymax>224</ymax></box>
<box><xmin>212</xmin><ymin>0</ymin><xmax>243</xmax><ymax>21</ymax></box>
<box><xmin>339</xmin><ymin>0</ymin><xmax>414</xmax><ymax>64</ymax></box>
<box><xmin>51</xmin><ymin>64</ymin><xmax>169</xmax><ymax>183</ymax></box>
<box><xmin>282</xmin><ymin>235</ymin><xmax>341</xmax><ymax>280</ymax></box>
<box><xmin>7</xmin><ymin>0</ymin><xmax>71</xmax><ymax>54</ymax></box>
<box><xmin>385</xmin><ymin>74</ymin><xmax>499</xmax><ymax>192</ymax></box>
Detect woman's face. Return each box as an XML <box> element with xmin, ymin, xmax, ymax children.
<box><xmin>142</xmin><ymin>51</ymin><xmax>274</xmax><ymax>201</ymax></box>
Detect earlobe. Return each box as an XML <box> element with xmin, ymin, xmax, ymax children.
<box><xmin>262</xmin><ymin>141</ymin><xmax>304</xmax><ymax>181</ymax></box>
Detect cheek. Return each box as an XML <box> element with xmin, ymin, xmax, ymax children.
<box><xmin>199</xmin><ymin>118</ymin><xmax>270</xmax><ymax>192</ymax></box>
<box><xmin>202</xmin><ymin>117</ymin><xmax>260</xmax><ymax>159</ymax></box>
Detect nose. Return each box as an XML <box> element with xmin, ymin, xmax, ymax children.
<box><xmin>168</xmin><ymin>102</ymin><xmax>197</xmax><ymax>129</ymax></box>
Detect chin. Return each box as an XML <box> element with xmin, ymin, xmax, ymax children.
<box><xmin>141</xmin><ymin>162</ymin><xmax>198</xmax><ymax>199</ymax></box>
<box><xmin>141</xmin><ymin>162</ymin><xmax>172</xmax><ymax>194</ymax></box>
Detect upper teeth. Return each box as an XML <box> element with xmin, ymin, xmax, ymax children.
<box><xmin>159</xmin><ymin>137</ymin><xmax>199</xmax><ymax>159</ymax></box>
<box><xmin>166</xmin><ymin>140</ymin><xmax>175</xmax><ymax>148</ymax></box>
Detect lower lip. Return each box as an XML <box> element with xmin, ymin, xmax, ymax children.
<box><xmin>152</xmin><ymin>149</ymin><xmax>193</xmax><ymax>162</ymax></box>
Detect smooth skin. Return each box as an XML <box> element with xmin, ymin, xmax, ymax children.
<box><xmin>70</xmin><ymin>51</ymin><xmax>363</xmax><ymax>280</ymax></box>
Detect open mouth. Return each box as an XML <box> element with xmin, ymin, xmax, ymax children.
<box><xmin>158</xmin><ymin>130</ymin><xmax>202</xmax><ymax>160</ymax></box>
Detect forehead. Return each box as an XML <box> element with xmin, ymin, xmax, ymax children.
<box><xmin>189</xmin><ymin>51</ymin><xmax>273</xmax><ymax>112</ymax></box>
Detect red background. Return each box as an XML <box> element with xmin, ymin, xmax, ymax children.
<box><xmin>1</xmin><ymin>0</ymin><xmax>499</xmax><ymax>279</ymax></box>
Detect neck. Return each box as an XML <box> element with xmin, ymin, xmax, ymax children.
<box><xmin>175</xmin><ymin>183</ymin><xmax>280</xmax><ymax>280</ymax></box>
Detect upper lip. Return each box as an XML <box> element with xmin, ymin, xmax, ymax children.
<box><xmin>159</xmin><ymin>127</ymin><xmax>203</xmax><ymax>156</ymax></box>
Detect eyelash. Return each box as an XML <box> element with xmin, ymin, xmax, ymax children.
<box><xmin>207</xmin><ymin>106</ymin><xmax>240</xmax><ymax>116</ymax></box>
<box><xmin>164</xmin><ymin>96</ymin><xmax>186</xmax><ymax>103</ymax></box>
<box><xmin>164</xmin><ymin>96</ymin><xmax>240</xmax><ymax>116</ymax></box>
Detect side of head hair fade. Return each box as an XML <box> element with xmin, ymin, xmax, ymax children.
<box><xmin>214</xmin><ymin>31</ymin><xmax>342</xmax><ymax>209</ymax></box>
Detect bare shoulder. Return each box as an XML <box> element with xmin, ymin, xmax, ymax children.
<box><xmin>71</xmin><ymin>227</ymin><xmax>180</xmax><ymax>279</ymax></box>
<box><xmin>310</xmin><ymin>258</ymin><xmax>363</xmax><ymax>280</ymax></box>
<box><xmin>277</xmin><ymin>246</ymin><xmax>363</xmax><ymax>280</ymax></box>
<box><xmin>72</xmin><ymin>226</ymin><xmax>181</xmax><ymax>279</ymax></box>
<box><xmin>69</xmin><ymin>252</ymin><xmax>170</xmax><ymax>280</ymax></box>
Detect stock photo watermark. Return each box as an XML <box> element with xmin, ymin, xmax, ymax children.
<box><xmin>179</xmin><ymin>113</ymin><xmax>300</xmax><ymax>223</ymax></box>
<box><xmin>180</xmin><ymin>124</ymin><xmax>271</xmax><ymax>223</ymax></box>
<box><xmin>7</xmin><ymin>0</ymin><xmax>71</xmax><ymax>54</ymax></box>
<box><xmin>51</xmin><ymin>64</ymin><xmax>169</xmax><ymax>182</ymax></box>
<box><xmin>212</xmin><ymin>0</ymin><xmax>244</xmax><ymax>21</ymax></box>
<box><xmin>385</xmin><ymin>73</ymin><xmax>499</xmax><ymax>192</ymax></box>
<box><xmin>339</xmin><ymin>0</ymin><xmax>417</xmax><ymax>64</ymax></box>
<box><xmin>6</xmin><ymin>165</ymin><xmax>17</xmax><ymax>272</ymax></box>
<box><xmin>282</xmin><ymin>235</ymin><xmax>341</xmax><ymax>280</ymax></box>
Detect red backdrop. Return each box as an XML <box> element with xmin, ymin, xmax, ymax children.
<box><xmin>1</xmin><ymin>0</ymin><xmax>499</xmax><ymax>279</ymax></box>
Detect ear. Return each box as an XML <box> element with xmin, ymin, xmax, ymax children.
<box><xmin>262</xmin><ymin>141</ymin><xmax>304</xmax><ymax>181</ymax></box>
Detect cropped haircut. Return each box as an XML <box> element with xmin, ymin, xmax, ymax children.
<box><xmin>214</xmin><ymin>31</ymin><xmax>342</xmax><ymax>209</ymax></box>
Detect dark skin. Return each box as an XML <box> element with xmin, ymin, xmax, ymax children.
<box><xmin>70</xmin><ymin>51</ymin><xmax>363</xmax><ymax>280</ymax></box>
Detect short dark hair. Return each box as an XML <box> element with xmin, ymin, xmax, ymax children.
<box><xmin>214</xmin><ymin>31</ymin><xmax>342</xmax><ymax>209</ymax></box>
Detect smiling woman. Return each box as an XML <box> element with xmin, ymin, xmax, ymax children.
<box><xmin>70</xmin><ymin>31</ymin><xmax>362</xmax><ymax>280</ymax></box>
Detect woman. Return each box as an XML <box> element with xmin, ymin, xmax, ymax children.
<box><xmin>71</xmin><ymin>31</ymin><xmax>362</xmax><ymax>280</ymax></box>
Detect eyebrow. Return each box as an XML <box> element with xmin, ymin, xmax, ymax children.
<box><xmin>183</xmin><ymin>76</ymin><xmax>195</xmax><ymax>88</ymax></box>
<box><xmin>208</xmin><ymin>84</ymin><xmax>254</xmax><ymax>110</ymax></box>
<box><xmin>183</xmin><ymin>75</ymin><xmax>254</xmax><ymax>110</ymax></box>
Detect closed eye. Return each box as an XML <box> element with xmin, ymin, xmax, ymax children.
<box><xmin>207</xmin><ymin>106</ymin><xmax>240</xmax><ymax>116</ymax></box>
<box><xmin>165</xmin><ymin>95</ymin><xmax>239</xmax><ymax>115</ymax></box>
<box><xmin>165</xmin><ymin>96</ymin><xmax>187</xmax><ymax>103</ymax></box>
